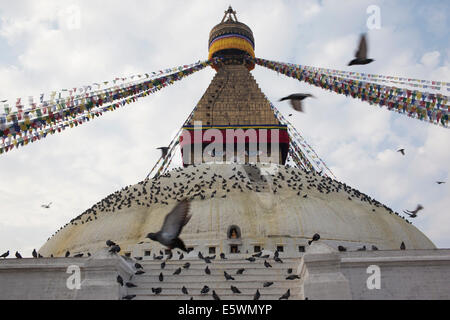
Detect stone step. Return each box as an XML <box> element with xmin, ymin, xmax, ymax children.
<box><xmin>132</xmin><ymin>274</ymin><xmax>300</xmax><ymax>282</ymax></box>
<box><xmin>128</xmin><ymin>280</ymin><xmax>299</xmax><ymax>288</ymax></box>
<box><xmin>132</xmin><ymin>293</ymin><xmax>298</xmax><ymax>300</ymax></box>
<box><xmin>127</xmin><ymin>286</ymin><xmax>297</xmax><ymax>295</ymax></box>
<box><xmin>133</xmin><ymin>269</ymin><xmax>295</xmax><ymax>277</ymax></box>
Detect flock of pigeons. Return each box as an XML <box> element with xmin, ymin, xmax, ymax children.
<box><xmin>116</xmin><ymin>242</ymin><xmax>297</xmax><ymax>301</ymax></box>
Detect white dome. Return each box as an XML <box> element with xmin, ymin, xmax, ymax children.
<box><xmin>39</xmin><ymin>163</ymin><xmax>435</xmax><ymax>257</ymax></box>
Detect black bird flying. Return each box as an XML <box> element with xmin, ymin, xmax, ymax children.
<box><xmin>146</xmin><ymin>199</ymin><xmax>192</xmax><ymax>252</ymax></box>
<box><xmin>348</xmin><ymin>34</ymin><xmax>374</xmax><ymax>66</ymax></box>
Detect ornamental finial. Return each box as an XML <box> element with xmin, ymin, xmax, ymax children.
<box><xmin>221</xmin><ymin>5</ymin><xmax>238</xmax><ymax>23</ymax></box>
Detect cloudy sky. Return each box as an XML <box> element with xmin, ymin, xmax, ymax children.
<box><xmin>0</xmin><ymin>0</ymin><xmax>448</xmax><ymax>257</ymax></box>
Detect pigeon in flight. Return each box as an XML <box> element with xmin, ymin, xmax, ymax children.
<box><xmin>348</xmin><ymin>34</ymin><xmax>374</xmax><ymax>66</ymax></box>
<box><xmin>146</xmin><ymin>199</ymin><xmax>192</xmax><ymax>252</ymax></box>
<box><xmin>436</xmin><ymin>181</ymin><xmax>446</xmax><ymax>185</ymax></box>
<box><xmin>1</xmin><ymin>251</ymin><xmax>9</xmax><ymax>258</ymax></box>
<box><xmin>41</xmin><ymin>202</ymin><xmax>52</xmax><ymax>209</ymax></box>
<box><xmin>157</xmin><ymin>147</ymin><xmax>170</xmax><ymax>158</ymax></box>
<box><xmin>279</xmin><ymin>93</ymin><xmax>315</xmax><ymax>113</ymax></box>
<box><xmin>403</xmin><ymin>204</ymin><xmax>423</xmax><ymax>218</ymax></box>
<box><xmin>397</xmin><ymin>148</ymin><xmax>405</xmax><ymax>156</ymax></box>
<box><xmin>308</xmin><ymin>233</ymin><xmax>320</xmax><ymax>245</ymax></box>
<box><xmin>279</xmin><ymin>289</ymin><xmax>291</xmax><ymax>300</ymax></box>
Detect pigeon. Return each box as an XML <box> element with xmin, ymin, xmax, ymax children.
<box><xmin>348</xmin><ymin>34</ymin><xmax>374</xmax><ymax>66</ymax></box>
<box><xmin>263</xmin><ymin>282</ymin><xmax>274</xmax><ymax>288</ymax></box>
<box><xmin>157</xmin><ymin>147</ymin><xmax>170</xmax><ymax>158</ymax></box>
<box><xmin>109</xmin><ymin>245</ymin><xmax>121</xmax><ymax>254</ymax></box>
<box><xmin>403</xmin><ymin>204</ymin><xmax>423</xmax><ymax>218</ymax></box>
<box><xmin>436</xmin><ymin>181</ymin><xmax>446</xmax><ymax>184</ymax></box>
<box><xmin>173</xmin><ymin>267</ymin><xmax>182</xmax><ymax>275</ymax></box>
<box><xmin>1</xmin><ymin>251</ymin><xmax>9</xmax><ymax>258</ymax></box>
<box><xmin>15</xmin><ymin>251</ymin><xmax>22</xmax><ymax>259</ymax></box>
<box><xmin>224</xmin><ymin>271</ymin><xmax>235</xmax><ymax>280</ymax></box>
<box><xmin>279</xmin><ymin>93</ymin><xmax>315</xmax><ymax>112</ymax></box>
<box><xmin>288</xmin><ymin>114</ymin><xmax>293</xmax><ymax>117</ymax></box>
<box><xmin>135</xmin><ymin>270</ymin><xmax>145</xmax><ymax>275</ymax></box>
<box><xmin>274</xmin><ymin>250</ymin><xmax>279</xmax><ymax>258</ymax></box>
<box><xmin>212</xmin><ymin>290</ymin><xmax>221</xmax><ymax>300</ymax></box>
<box><xmin>357</xmin><ymin>245</ymin><xmax>366</xmax><ymax>251</ymax></box>
<box><xmin>65</xmin><ymin>251</ymin><xmax>70</xmax><ymax>257</ymax></box>
<box><xmin>264</xmin><ymin>260</ymin><xmax>272</xmax><ymax>268</ymax></box>
<box><xmin>106</xmin><ymin>240</ymin><xmax>116</xmax><ymax>247</ymax></box>
<box><xmin>286</xmin><ymin>275</ymin><xmax>301</xmax><ymax>280</ymax></box>
<box><xmin>204</xmin><ymin>257</ymin><xmax>212</xmax><ymax>264</ymax></box>
<box><xmin>152</xmin><ymin>287</ymin><xmax>162</xmax><ymax>295</ymax></box>
<box><xmin>246</xmin><ymin>257</ymin><xmax>256</xmax><ymax>262</ymax></box>
<box><xmin>372</xmin><ymin>245</ymin><xmax>378</xmax><ymax>251</ymax></box>
<box><xmin>161</xmin><ymin>261</ymin><xmax>166</xmax><ymax>269</ymax></box>
<box><xmin>205</xmin><ymin>266</ymin><xmax>211</xmax><ymax>275</ymax></box>
<box><xmin>134</xmin><ymin>257</ymin><xmax>143</xmax><ymax>261</ymax></box>
<box><xmin>274</xmin><ymin>257</ymin><xmax>283</xmax><ymax>263</ymax></box>
<box><xmin>279</xmin><ymin>289</ymin><xmax>291</xmax><ymax>300</ymax></box>
<box><xmin>126</xmin><ymin>282</ymin><xmax>137</xmax><ymax>288</ymax></box>
<box><xmin>122</xmin><ymin>295</ymin><xmax>136</xmax><ymax>300</ymax></box>
<box><xmin>397</xmin><ymin>148</ymin><xmax>405</xmax><ymax>156</ymax></box>
<box><xmin>117</xmin><ymin>275</ymin><xmax>124</xmax><ymax>286</ymax></box>
<box><xmin>146</xmin><ymin>199</ymin><xmax>192</xmax><ymax>252</ymax></box>
<box><xmin>135</xmin><ymin>262</ymin><xmax>143</xmax><ymax>269</ymax></box>
<box><xmin>236</xmin><ymin>268</ymin><xmax>245</xmax><ymax>275</ymax></box>
<box><xmin>220</xmin><ymin>253</ymin><xmax>227</xmax><ymax>260</ymax></box>
<box><xmin>261</xmin><ymin>254</ymin><xmax>270</xmax><ymax>259</ymax></box>
<box><xmin>41</xmin><ymin>202</ymin><xmax>52</xmax><ymax>209</ymax></box>
<box><xmin>183</xmin><ymin>262</ymin><xmax>191</xmax><ymax>269</ymax></box>
<box><xmin>182</xmin><ymin>286</ymin><xmax>188</xmax><ymax>295</ymax></box>
<box><xmin>159</xmin><ymin>272</ymin><xmax>164</xmax><ymax>282</ymax></box>
<box><xmin>201</xmin><ymin>285</ymin><xmax>210</xmax><ymax>294</ymax></box>
<box><xmin>179</xmin><ymin>253</ymin><xmax>184</xmax><ymax>260</ymax></box>
<box><xmin>287</xmin><ymin>268</ymin><xmax>293</xmax><ymax>274</ymax></box>
<box><xmin>74</xmin><ymin>253</ymin><xmax>84</xmax><ymax>258</ymax></box>
<box><xmin>338</xmin><ymin>246</ymin><xmax>347</xmax><ymax>252</ymax></box>
<box><xmin>198</xmin><ymin>251</ymin><xmax>204</xmax><ymax>260</ymax></box>
<box><xmin>400</xmin><ymin>242</ymin><xmax>406</xmax><ymax>250</ymax></box>
<box><xmin>252</xmin><ymin>251</ymin><xmax>263</xmax><ymax>258</ymax></box>
<box><xmin>253</xmin><ymin>289</ymin><xmax>261</xmax><ymax>301</ymax></box>
<box><xmin>154</xmin><ymin>255</ymin><xmax>163</xmax><ymax>260</ymax></box>
<box><xmin>308</xmin><ymin>233</ymin><xmax>320</xmax><ymax>245</ymax></box>
<box><xmin>32</xmin><ymin>249</ymin><xmax>38</xmax><ymax>258</ymax></box>
<box><xmin>231</xmin><ymin>286</ymin><xmax>241</xmax><ymax>294</ymax></box>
